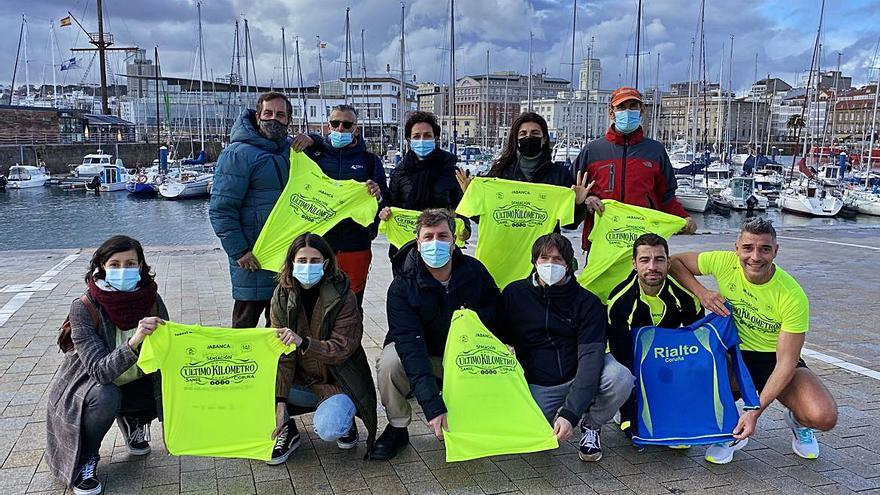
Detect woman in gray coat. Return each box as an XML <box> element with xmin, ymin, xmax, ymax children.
<box><xmin>46</xmin><ymin>236</ymin><xmax>168</xmax><ymax>495</ymax></box>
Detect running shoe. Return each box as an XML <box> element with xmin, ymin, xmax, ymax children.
<box><xmin>704</xmin><ymin>437</ymin><xmax>748</xmax><ymax>464</ymax></box>
<box><xmin>785</xmin><ymin>409</ymin><xmax>819</xmax><ymax>459</ymax></box>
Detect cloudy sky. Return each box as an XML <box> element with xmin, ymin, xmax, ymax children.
<box><xmin>3</xmin><ymin>0</ymin><xmax>880</xmax><ymax>94</ymax></box>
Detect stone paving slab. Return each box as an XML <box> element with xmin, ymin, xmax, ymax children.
<box><xmin>0</xmin><ymin>229</ymin><xmax>878</xmax><ymax>494</ymax></box>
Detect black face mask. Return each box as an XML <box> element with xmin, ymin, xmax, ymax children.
<box><xmin>259</xmin><ymin>119</ymin><xmax>288</xmax><ymax>141</ymax></box>
<box><xmin>517</xmin><ymin>136</ymin><xmax>543</xmax><ymax>158</ymax></box>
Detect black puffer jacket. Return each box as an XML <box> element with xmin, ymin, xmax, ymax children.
<box><xmin>498</xmin><ymin>275</ymin><xmax>606</xmax><ymax>425</ymax></box>
<box><xmin>385</xmin><ymin>245</ymin><xmax>500</xmax><ymax>421</ymax></box>
<box><xmin>389</xmin><ymin>148</ymin><xmax>462</xmax><ymax>210</ymax></box>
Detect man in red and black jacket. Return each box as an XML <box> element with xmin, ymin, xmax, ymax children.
<box><xmin>573</xmin><ymin>87</ymin><xmax>696</xmax><ymax>252</ymax></box>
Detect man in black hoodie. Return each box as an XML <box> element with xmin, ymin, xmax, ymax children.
<box><xmin>369</xmin><ymin>209</ymin><xmax>500</xmax><ymax>461</ymax></box>
<box><xmin>498</xmin><ymin>233</ymin><xmax>633</xmax><ymax>463</ymax></box>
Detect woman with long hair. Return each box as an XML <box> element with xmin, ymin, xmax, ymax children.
<box><xmin>47</xmin><ymin>235</ymin><xmax>168</xmax><ymax>495</ymax></box>
<box><xmin>458</xmin><ymin>112</ymin><xmax>592</xmax><ymax>228</ymax></box>
<box><xmin>267</xmin><ymin>233</ymin><xmax>377</xmax><ymax>464</ymax></box>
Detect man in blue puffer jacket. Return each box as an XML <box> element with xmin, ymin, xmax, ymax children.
<box><xmin>210</xmin><ymin>92</ymin><xmax>291</xmax><ymax>327</ymax></box>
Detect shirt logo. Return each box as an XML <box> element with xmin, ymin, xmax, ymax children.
<box><xmin>654</xmin><ymin>344</ymin><xmax>699</xmax><ymax>363</ymax></box>
<box><xmin>392</xmin><ymin>214</ymin><xmax>418</xmax><ymax>233</ymax></box>
<box><xmin>455</xmin><ymin>347</ymin><xmax>517</xmax><ymax>375</ymax></box>
<box><xmin>492</xmin><ymin>203</ymin><xmax>548</xmax><ymax>227</ymax></box>
<box><xmin>350</xmin><ymin>164</ymin><xmax>364</xmax><ymax>170</ymax></box>
<box><xmin>289</xmin><ymin>193</ymin><xmax>336</xmax><ymax>222</ymax></box>
<box><xmin>730</xmin><ymin>300</ymin><xmax>781</xmax><ymax>334</ymax></box>
<box><xmin>605</xmin><ymin>226</ymin><xmax>648</xmax><ymax>247</ymax></box>
<box><xmin>180</xmin><ymin>358</ymin><xmax>259</xmax><ymax>385</ymax></box>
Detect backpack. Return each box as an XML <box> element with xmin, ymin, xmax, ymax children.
<box><xmin>57</xmin><ymin>295</ymin><xmax>100</xmax><ymax>353</ymax></box>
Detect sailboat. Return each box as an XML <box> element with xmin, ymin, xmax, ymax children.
<box><xmin>778</xmin><ymin>0</ymin><xmax>842</xmax><ymax>217</ymax></box>
<box><xmin>159</xmin><ymin>1</ymin><xmax>210</xmax><ymax>200</ymax></box>
<box><xmin>675</xmin><ymin>176</ymin><xmax>709</xmax><ymax>212</ymax></box>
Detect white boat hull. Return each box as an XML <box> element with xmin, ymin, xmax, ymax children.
<box><xmin>678</xmin><ymin>194</ymin><xmax>709</xmax><ymax>213</ymax></box>
<box><xmin>779</xmin><ymin>194</ymin><xmax>843</xmax><ymax>217</ymax></box>
<box><xmin>7</xmin><ymin>177</ymin><xmax>48</xmax><ymax>188</ymax></box>
<box><xmin>159</xmin><ymin>179</ymin><xmax>210</xmax><ymax>199</ymax></box>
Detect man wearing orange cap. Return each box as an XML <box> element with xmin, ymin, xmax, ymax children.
<box><xmin>573</xmin><ymin>87</ymin><xmax>696</xmax><ymax>252</ymax></box>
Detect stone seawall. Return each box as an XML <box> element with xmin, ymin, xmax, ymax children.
<box><xmin>0</xmin><ymin>141</ymin><xmax>222</xmax><ymax>175</ymax></box>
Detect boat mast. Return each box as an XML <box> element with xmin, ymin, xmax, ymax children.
<box><xmin>197</xmin><ymin>1</ymin><xmax>205</xmax><ymax>152</ymax></box>
<box><xmin>316</xmin><ymin>36</ymin><xmax>327</xmax><ymax>133</ymax></box>
<box><xmin>295</xmin><ymin>36</ymin><xmax>308</xmax><ymax>132</ymax></box>
<box><xmin>764</xmin><ymin>74</ymin><xmax>774</xmax><ymax>155</ymax></box>
<box><xmin>50</xmin><ymin>21</ymin><xmax>58</xmax><ymax>107</ymax></box>
<box><xmin>751</xmin><ymin>52</ymin><xmax>758</xmax><ymax>150</ymax></box>
<box><xmin>9</xmin><ymin>17</ymin><xmax>24</xmax><ymax>105</ymax></box>
<box><xmin>725</xmin><ymin>36</ymin><xmax>733</xmax><ymax>158</ymax></box>
<box><xmin>243</xmin><ymin>18</ymin><xmax>250</xmax><ymax>95</ymax></box>
<box><xmin>527</xmin><ymin>31</ymin><xmax>533</xmax><ymax>111</ymax></box>
<box><xmin>685</xmin><ymin>38</ymin><xmax>694</xmax><ymax>152</ymax></box>
<box><xmin>154</xmin><ymin>46</ymin><xmax>161</xmax><ymax>149</ymax></box>
<box><xmin>698</xmin><ymin>0</ymin><xmax>708</xmax><ymax>156</ymax></box>
<box><xmin>715</xmin><ymin>42</ymin><xmax>724</xmax><ymax>155</ymax></box>
<box><xmin>360</xmin><ymin>29</ymin><xmax>370</xmax><ymax>146</ymax></box>
<box><xmin>634</xmin><ymin>0</ymin><xmax>642</xmax><ymax>89</ymax></box>
<box><xmin>344</xmin><ymin>8</ymin><xmax>352</xmax><ymax>104</ymax></box>
<box><xmin>398</xmin><ymin>2</ymin><xmax>406</xmax><ymax>152</ymax></box>
<box><xmin>652</xmin><ymin>51</ymin><xmax>660</xmax><ymax>141</ymax></box>
<box><xmin>786</xmin><ymin>0</ymin><xmax>825</xmax><ymax>187</ymax></box>
<box><xmin>567</xmin><ymin>0</ymin><xmax>577</xmax><ymax>147</ymax></box>
<box><xmin>484</xmin><ymin>49</ymin><xmax>489</xmax><ymax>149</ymax></box>
<box><xmin>24</xmin><ymin>15</ymin><xmax>30</xmax><ymax>102</ymax></box>
<box><xmin>281</xmin><ymin>27</ymin><xmax>289</xmax><ymax>97</ymax></box>
<box><xmin>450</xmin><ymin>0</ymin><xmax>457</xmax><ymax>151</ymax></box>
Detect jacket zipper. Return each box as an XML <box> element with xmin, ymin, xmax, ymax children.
<box><xmin>543</xmin><ymin>291</ymin><xmax>564</xmax><ymax>379</ymax></box>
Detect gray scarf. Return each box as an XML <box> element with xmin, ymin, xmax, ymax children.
<box><xmin>516</xmin><ymin>152</ymin><xmax>543</xmax><ymax>181</ymax></box>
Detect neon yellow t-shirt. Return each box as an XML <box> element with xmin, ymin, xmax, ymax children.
<box><xmin>578</xmin><ymin>200</ymin><xmax>685</xmax><ymax>304</ymax></box>
<box><xmin>456</xmin><ymin>177</ymin><xmax>574</xmax><ymax>288</ymax></box>
<box><xmin>378</xmin><ymin>207</ymin><xmax>466</xmax><ymax>248</ymax></box>
<box><xmin>640</xmin><ymin>293</ymin><xmax>666</xmax><ymax>326</ymax></box>
<box><xmin>253</xmin><ymin>152</ymin><xmax>378</xmax><ymax>272</ymax></box>
<box><xmin>697</xmin><ymin>251</ymin><xmax>809</xmax><ymax>352</ymax></box>
<box><xmin>443</xmin><ymin>309</ymin><xmax>557</xmax><ymax>462</ymax></box>
<box><xmin>137</xmin><ymin>322</ymin><xmax>294</xmax><ymax>460</ymax></box>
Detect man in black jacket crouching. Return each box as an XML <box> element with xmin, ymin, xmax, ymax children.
<box><xmin>498</xmin><ymin>233</ymin><xmax>633</xmax><ymax>463</ymax></box>
<box><xmin>370</xmin><ymin>209</ymin><xmax>500</xmax><ymax>461</ymax></box>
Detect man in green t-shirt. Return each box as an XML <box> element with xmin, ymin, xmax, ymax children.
<box><xmin>669</xmin><ymin>218</ymin><xmax>838</xmax><ymax>464</ymax></box>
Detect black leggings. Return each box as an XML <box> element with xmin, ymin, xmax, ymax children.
<box><xmin>80</xmin><ymin>376</ymin><xmax>157</xmax><ymax>462</ymax></box>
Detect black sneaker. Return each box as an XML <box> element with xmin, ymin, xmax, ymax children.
<box><xmin>267</xmin><ymin>419</ymin><xmax>301</xmax><ymax>465</ymax></box>
<box><xmin>578</xmin><ymin>423</ymin><xmax>602</xmax><ymax>462</ymax></box>
<box><xmin>116</xmin><ymin>416</ymin><xmax>151</xmax><ymax>455</ymax></box>
<box><xmin>367</xmin><ymin>425</ymin><xmax>409</xmax><ymax>461</ymax></box>
<box><xmin>336</xmin><ymin>422</ymin><xmax>359</xmax><ymax>450</ymax></box>
<box><xmin>73</xmin><ymin>456</ymin><xmax>101</xmax><ymax>495</ymax></box>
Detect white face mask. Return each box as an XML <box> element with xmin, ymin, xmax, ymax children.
<box><xmin>536</xmin><ymin>263</ymin><xmax>566</xmax><ymax>286</ymax></box>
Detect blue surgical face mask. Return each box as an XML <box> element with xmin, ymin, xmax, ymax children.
<box><xmin>419</xmin><ymin>239</ymin><xmax>452</xmax><ymax>269</ymax></box>
<box><xmin>293</xmin><ymin>262</ymin><xmax>324</xmax><ymax>288</ymax></box>
<box><xmin>410</xmin><ymin>139</ymin><xmax>436</xmax><ymax>158</ymax></box>
<box><xmin>329</xmin><ymin>131</ymin><xmax>354</xmax><ymax>148</ymax></box>
<box><xmin>104</xmin><ymin>268</ymin><xmax>141</xmax><ymax>292</ymax></box>
<box><xmin>614</xmin><ymin>109</ymin><xmax>642</xmax><ymax>134</ymax></box>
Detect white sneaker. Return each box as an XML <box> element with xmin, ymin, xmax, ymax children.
<box><xmin>704</xmin><ymin>437</ymin><xmax>748</xmax><ymax>464</ymax></box>
<box><xmin>785</xmin><ymin>409</ymin><xmax>819</xmax><ymax>459</ymax></box>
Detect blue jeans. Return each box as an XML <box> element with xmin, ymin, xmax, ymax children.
<box><xmin>288</xmin><ymin>386</ymin><xmax>356</xmax><ymax>442</ymax></box>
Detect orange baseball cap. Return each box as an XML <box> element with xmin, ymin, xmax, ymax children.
<box><xmin>610</xmin><ymin>87</ymin><xmax>643</xmax><ymax>106</ymax></box>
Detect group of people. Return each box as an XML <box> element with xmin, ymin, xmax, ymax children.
<box><xmin>46</xmin><ymin>86</ymin><xmax>837</xmax><ymax>495</ymax></box>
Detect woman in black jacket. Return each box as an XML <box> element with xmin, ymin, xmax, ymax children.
<box><xmin>456</xmin><ymin>112</ymin><xmax>592</xmax><ymax>229</ymax></box>
<box><xmin>380</xmin><ymin>111</ymin><xmax>470</xmax><ymax>259</ymax></box>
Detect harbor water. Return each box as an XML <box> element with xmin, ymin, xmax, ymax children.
<box><xmin>2</xmin><ymin>185</ymin><xmax>880</xmax><ymax>252</ymax></box>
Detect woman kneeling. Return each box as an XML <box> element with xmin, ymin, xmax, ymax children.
<box><xmin>268</xmin><ymin>233</ymin><xmax>377</xmax><ymax>464</ymax></box>
<box><xmin>47</xmin><ymin>235</ymin><xmax>168</xmax><ymax>495</ymax></box>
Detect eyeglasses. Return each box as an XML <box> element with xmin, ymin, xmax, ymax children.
<box><xmin>329</xmin><ymin>120</ymin><xmax>355</xmax><ymax>129</ymax></box>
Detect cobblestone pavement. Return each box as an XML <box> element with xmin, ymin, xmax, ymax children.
<box><xmin>0</xmin><ymin>228</ymin><xmax>878</xmax><ymax>494</ymax></box>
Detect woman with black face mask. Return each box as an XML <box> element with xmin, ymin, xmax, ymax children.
<box><xmin>456</xmin><ymin>112</ymin><xmax>590</xmax><ymax>230</ymax></box>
